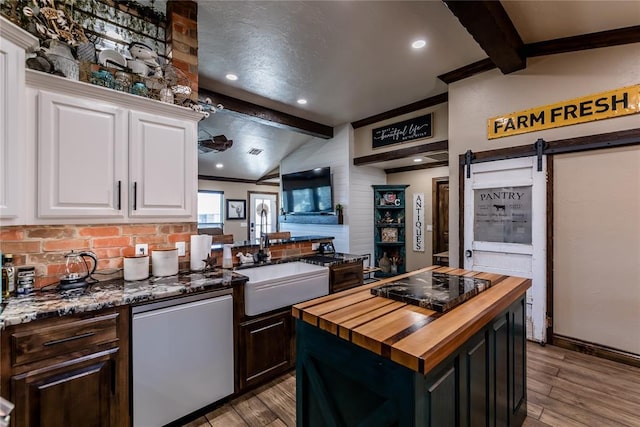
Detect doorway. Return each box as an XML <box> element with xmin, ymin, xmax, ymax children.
<box><xmin>248</xmin><ymin>192</ymin><xmax>279</xmax><ymax>241</ymax></box>
<box><xmin>463</xmin><ymin>156</ymin><xmax>547</xmax><ymax>343</ymax></box>
<box><xmin>432</xmin><ymin>177</ymin><xmax>449</xmax><ymax>264</ymax></box>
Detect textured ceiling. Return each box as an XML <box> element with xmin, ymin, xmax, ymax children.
<box><xmin>191</xmin><ymin>0</ymin><xmax>639</xmax><ymax>180</ymax></box>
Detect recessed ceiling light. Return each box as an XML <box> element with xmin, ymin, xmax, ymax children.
<box><xmin>413</xmin><ymin>158</ymin><xmax>423</xmax><ymax>162</ymax></box>
<box><xmin>297</xmin><ymin>99</ymin><xmax>307</xmax><ymax>105</ymax></box>
<box><xmin>215</xmin><ymin>163</ymin><xmax>224</xmax><ymax>168</ymax></box>
<box><xmin>411</xmin><ymin>39</ymin><xmax>426</xmax><ymax>49</ymax></box>
<box><xmin>225</xmin><ymin>73</ymin><xmax>238</xmax><ymax>81</ymax></box>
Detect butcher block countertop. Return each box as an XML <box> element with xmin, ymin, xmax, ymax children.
<box><xmin>292</xmin><ymin>265</ymin><xmax>531</xmax><ymax>375</ymax></box>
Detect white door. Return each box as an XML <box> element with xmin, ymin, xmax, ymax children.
<box><xmin>37</xmin><ymin>90</ymin><xmax>127</xmax><ymax>218</ymax></box>
<box><xmin>464</xmin><ymin>156</ymin><xmax>547</xmax><ymax>343</ymax></box>
<box><xmin>129</xmin><ymin>110</ymin><xmax>196</xmax><ymax>218</ymax></box>
<box><xmin>248</xmin><ymin>192</ymin><xmax>278</xmax><ymax>241</ymax></box>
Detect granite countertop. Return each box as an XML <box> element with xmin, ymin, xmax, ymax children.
<box><xmin>212</xmin><ymin>235</ymin><xmax>334</xmax><ymax>250</ymax></box>
<box><xmin>370</xmin><ymin>270</ymin><xmax>491</xmax><ymax>312</ymax></box>
<box><xmin>0</xmin><ymin>270</ymin><xmax>248</xmax><ymax>328</ymax></box>
<box><xmin>233</xmin><ymin>252</ymin><xmax>366</xmax><ymax>270</ymax></box>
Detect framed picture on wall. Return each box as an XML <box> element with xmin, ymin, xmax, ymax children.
<box><xmin>226</xmin><ymin>199</ymin><xmax>246</xmax><ymax>220</ymax></box>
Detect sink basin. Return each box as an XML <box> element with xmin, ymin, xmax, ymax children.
<box><xmin>240</xmin><ymin>262</ymin><xmax>329</xmax><ymax>316</ymax></box>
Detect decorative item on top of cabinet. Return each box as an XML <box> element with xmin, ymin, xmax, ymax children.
<box><xmin>372</xmin><ymin>185</ymin><xmax>409</xmax><ymax>277</ymax></box>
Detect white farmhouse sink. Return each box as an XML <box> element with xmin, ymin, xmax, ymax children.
<box><xmin>240</xmin><ymin>262</ymin><xmax>329</xmax><ymax>316</ymax></box>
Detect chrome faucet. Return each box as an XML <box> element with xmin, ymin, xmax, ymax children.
<box><xmin>256</xmin><ymin>232</ymin><xmax>270</xmax><ymax>263</ymax></box>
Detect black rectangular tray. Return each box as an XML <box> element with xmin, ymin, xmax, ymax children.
<box><xmin>370</xmin><ymin>271</ymin><xmax>492</xmax><ymax>313</ymax></box>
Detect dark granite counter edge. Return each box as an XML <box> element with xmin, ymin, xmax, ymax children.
<box><xmin>0</xmin><ymin>271</ymin><xmax>248</xmax><ymax>328</ymax></box>
<box><xmin>212</xmin><ymin>235</ymin><xmax>334</xmax><ymax>250</ymax></box>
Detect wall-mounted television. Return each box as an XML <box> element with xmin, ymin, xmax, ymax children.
<box><xmin>281</xmin><ymin>167</ymin><xmax>333</xmax><ymax>214</ymax></box>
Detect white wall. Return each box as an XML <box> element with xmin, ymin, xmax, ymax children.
<box><xmin>280</xmin><ymin>124</ymin><xmax>351</xmax><ymax>252</ymax></box>
<box><xmin>448</xmin><ymin>43</ymin><xmax>640</xmax><ymax>267</ymax></box>
<box><xmin>198</xmin><ymin>179</ymin><xmax>278</xmax><ymax>241</ymax></box>
<box><xmin>350</xmin><ymin>103</ymin><xmax>449</xmax><ymax>260</ymax></box>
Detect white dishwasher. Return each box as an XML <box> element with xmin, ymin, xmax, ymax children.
<box><xmin>132</xmin><ymin>289</ymin><xmax>234</xmax><ymax>427</ymax></box>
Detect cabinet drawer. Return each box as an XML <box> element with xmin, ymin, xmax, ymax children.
<box><xmin>10</xmin><ymin>312</ymin><xmax>119</xmax><ymax>367</ymax></box>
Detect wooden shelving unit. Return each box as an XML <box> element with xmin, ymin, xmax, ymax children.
<box><xmin>372</xmin><ymin>185</ymin><xmax>409</xmax><ymax>278</ymax></box>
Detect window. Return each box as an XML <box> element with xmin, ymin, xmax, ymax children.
<box><xmin>197</xmin><ymin>191</ymin><xmax>223</xmax><ymax>228</ymax></box>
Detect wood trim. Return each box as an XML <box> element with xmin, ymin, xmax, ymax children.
<box><xmin>546</xmin><ymin>158</ymin><xmax>554</xmax><ymax>344</ymax></box>
<box><xmin>456</xmin><ymin>129</ymin><xmax>640</xmax><ymax>166</ymax></box>
<box><xmin>458</xmin><ymin>163</ymin><xmax>465</xmax><ymax>269</ymax></box>
<box><xmin>353</xmin><ymin>140</ymin><xmax>448</xmax><ymax>166</ymax></box>
<box><xmin>198</xmin><ymin>175</ymin><xmax>279</xmax><ymax>186</ymax></box>
<box><xmin>525</xmin><ymin>25</ymin><xmax>640</xmax><ymax>58</ymax></box>
<box><xmin>432</xmin><ymin>176</ymin><xmax>449</xmax><ymax>259</ymax></box>
<box><xmin>198</xmin><ymin>88</ymin><xmax>333</xmax><ymax>139</ymax></box>
<box><xmin>552</xmin><ymin>334</ymin><xmax>640</xmax><ymax>369</ymax></box>
<box><xmin>350</xmin><ymin>93</ymin><xmax>448</xmax><ymax>129</ymax></box>
<box><xmin>257</xmin><ymin>172</ymin><xmax>280</xmax><ymax>182</ymax></box>
<box><xmin>442</xmin><ymin>0</ymin><xmax>525</xmax><ymax>74</ymax></box>
<box><xmin>384</xmin><ymin>161</ymin><xmax>448</xmax><ymax>174</ymax></box>
<box><xmin>438</xmin><ymin>58</ymin><xmax>496</xmax><ymax>84</ymax></box>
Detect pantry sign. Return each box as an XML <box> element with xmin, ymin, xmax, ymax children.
<box><xmin>487</xmin><ymin>85</ymin><xmax>640</xmax><ymax>139</ymax></box>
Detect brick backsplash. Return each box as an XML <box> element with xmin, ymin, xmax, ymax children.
<box><xmin>0</xmin><ymin>223</ymin><xmax>197</xmax><ymax>289</ymax></box>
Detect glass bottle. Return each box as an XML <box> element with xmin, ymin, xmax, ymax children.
<box><xmin>2</xmin><ymin>254</ymin><xmax>16</xmax><ymax>297</ymax></box>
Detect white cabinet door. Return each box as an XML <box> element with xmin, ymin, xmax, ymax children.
<box><xmin>38</xmin><ymin>91</ymin><xmax>127</xmax><ymax>218</ymax></box>
<box><xmin>129</xmin><ymin>110</ymin><xmax>196</xmax><ymax>218</ymax></box>
<box><xmin>0</xmin><ymin>35</ymin><xmax>26</xmax><ymax>221</ymax></box>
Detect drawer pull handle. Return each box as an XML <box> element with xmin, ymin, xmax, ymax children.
<box><xmin>43</xmin><ymin>332</ymin><xmax>95</xmax><ymax>347</ymax></box>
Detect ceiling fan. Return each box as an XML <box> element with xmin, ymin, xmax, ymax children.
<box><xmin>198</xmin><ymin>130</ymin><xmax>233</xmax><ymax>153</ymax></box>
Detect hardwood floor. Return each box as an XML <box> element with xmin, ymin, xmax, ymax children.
<box><xmin>183</xmin><ymin>342</ymin><xmax>640</xmax><ymax>427</ymax></box>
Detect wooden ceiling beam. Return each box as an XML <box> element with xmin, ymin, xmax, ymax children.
<box><xmin>525</xmin><ymin>25</ymin><xmax>640</xmax><ymax>57</ymax></box>
<box><xmin>199</xmin><ymin>88</ymin><xmax>334</xmax><ymax>140</ymax></box>
<box><xmin>443</xmin><ymin>0</ymin><xmax>525</xmax><ymax>74</ymax></box>
<box><xmin>351</xmin><ymin>93</ymin><xmax>448</xmax><ymax>129</ymax></box>
<box><xmin>438</xmin><ymin>58</ymin><xmax>496</xmax><ymax>84</ymax></box>
<box><xmin>385</xmin><ymin>161</ymin><xmax>448</xmax><ymax>174</ymax></box>
<box><xmin>353</xmin><ymin>140</ymin><xmax>448</xmax><ymax>166</ymax></box>
<box><xmin>198</xmin><ymin>175</ymin><xmax>279</xmax><ymax>186</ymax></box>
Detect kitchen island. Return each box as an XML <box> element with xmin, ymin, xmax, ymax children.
<box><xmin>292</xmin><ymin>265</ymin><xmax>530</xmax><ymax>427</ymax></box>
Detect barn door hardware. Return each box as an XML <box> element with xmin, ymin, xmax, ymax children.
<box><xmin>534</xmin><ymin>138</ymin><xmax>546</xmax><ymax>171</ymax></box>
<box><xmin>464</xmin><ymin>150</ymin><xmax>474</xmax><ymax>178</ymax></box>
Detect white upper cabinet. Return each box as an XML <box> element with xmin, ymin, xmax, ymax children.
<box><xmin>38</xmin><ymin>91</ymin><xmax>128</xmax><ymax>218</ymax></box>
<box><xmin>0</xmin><ymin>18</ymin><xmax>38</xmax><ymax>224</ymax></box>
<box><xmin>129</xmin><ymin>111</ymin><xmax>196</xmax><ymax>218</ymax></box>
<box><xmin>24</xmin><ymin>69</ymin><xmax>202</xmax><ymax>224</ymax></box>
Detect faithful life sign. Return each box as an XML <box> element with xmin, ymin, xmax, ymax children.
<box><xmin>487</xmin><ymin>85</ymin><xmax>640</xmax><ymax>139</ymax></box>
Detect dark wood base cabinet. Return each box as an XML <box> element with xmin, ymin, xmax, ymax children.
<box><xmin>237</xmin><ymin>309</ymin><xmax>295</xmax><ymax>391</ymax></box>
<box><xmin>0</xmin><ymin>307</ymin><xmax>130</xmax><ymax>427</ymax></box>
<box><xmin>296</xmin><ymin>296</ymin><xmax>527</xmax><ymax>427</ymax></box>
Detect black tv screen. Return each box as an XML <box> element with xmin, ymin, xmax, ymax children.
<box><xmin>281</xmin><ymin>167</ymin><xmax>333</xmax><ymax>214</ymax></box>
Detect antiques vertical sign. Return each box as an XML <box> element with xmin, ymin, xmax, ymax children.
<box><xmin>372</xmin><ymin>113</ymin><xmax>433</xmax><ymax>148</ymax></box>
<box><xmin>413</xmin><ymin>193</ymin><xmax>425</xmax><ymax>252</ymax></box>
<box><xmin>473</xmin><ymin>187</ymin><xmax>532</xmax><ymax>244</ymax></box>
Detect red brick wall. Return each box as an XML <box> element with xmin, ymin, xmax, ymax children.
<box><xmin>0</xmin><ymin>223</ymin><xmax>197</xmax><ymax>289</ymax></box>
<box><xmin>166</xmin><ymin>0</ymin><xmax>198</xmax><ymax>101</ymax></box>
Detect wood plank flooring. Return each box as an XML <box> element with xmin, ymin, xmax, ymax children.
<box><xmin>182</xmin><ymin>342</ymin><xmax>640</xmax><ymax>427</ymax></box>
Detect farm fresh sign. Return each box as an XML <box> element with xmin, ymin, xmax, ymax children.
<box><xmin>487</xmin><ymin>85</ymin><xmax>640</xmax><ymax>139</ymax></box>
<box><xmin>372</xmin><ymin>113</ymin><xmax>433</xmax><ymax>148</ymax></box>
